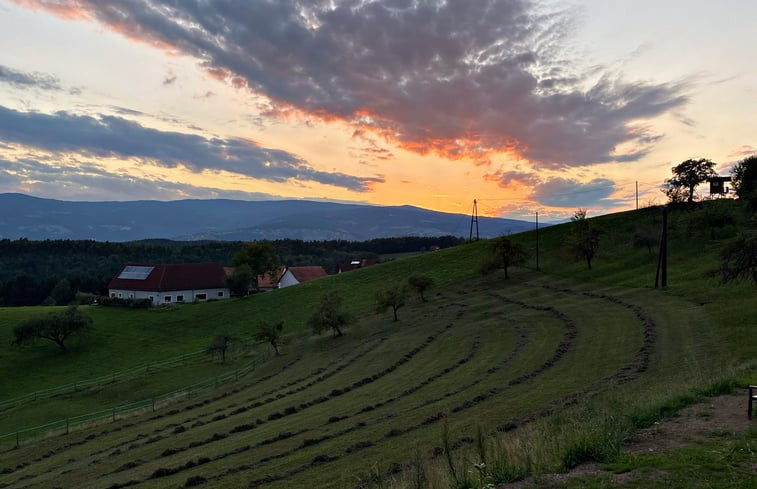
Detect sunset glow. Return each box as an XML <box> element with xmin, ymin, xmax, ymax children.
<box><xmin>1</xmin><ymin>0</ymin><xmax>755</xmax><ymax>220</ymax></box>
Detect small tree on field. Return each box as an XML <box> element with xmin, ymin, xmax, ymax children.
<box><xmin>408</xmin><ymin>274</ymin><xmax>433</xmax><ymax>302</ymax></box>
<box><xmin>13</xmin><ymin>306</ymin><xmax>93</xmax><ymax>353</ymax></box>
<box><xmin>482</xmin><ymin>236</ymin><xmax>529</xmax><ymax>279</ymax></box>
<box><xmin>717</xmin><ymin>232</ymin><xmax>757</xmax><ymax>286</ymax></box>
<box><xmin>568</xmin><ymin>209</ymin><xmax>600</xmax><ymax>270</ymax></box>
<box><xmin>632</xmin><ymin>224</ymin><xmax>659</xmax><ymax>256</ymax></box>
<box><xmin>375</xmin><ymin>285</ymin><xmax>408</xmax><ymax>321</ymax></box>
<box><xmin>308</xmin><ymin>291</ymin><xmax>350</xmax><ymax>337</ymax></box>
<box><xmin>206</xmin><ymin>332</ymin><xmax>233</xmax><ymax>362</ymax></box>
<box><xmin>664</xmin><ymin>158</ymin><xmax>717</xmax><ymax>204</ymax></box>
<box><xmin>254</xmin><ymin>320</ymin><xmax>284</xmax><ymax>355</ymax></box>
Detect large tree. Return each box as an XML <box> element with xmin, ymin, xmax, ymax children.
<box><xmin>568</xmin><ymin>209</ymin><xmax>601</xmax><ymax>270</ymax></box>
<box><xmin>226</xmin><ymin>263</ymin><xmax>254</xmax><ymax>296</ymax></box>
<box><xmin>375</xmin><ymin>285</ymin><xmax>408</xmax><ymax>321</ymax></box>
<box><xmin>13</xmin><ymin>306</ymin><xmax>93</xmax><ymax>353</ymax></box>
<box><xmin>731</xmin><ymin>155</ymin><xmax>757</xmax><ymax>210</ymax></box>
<box><xmin>232</xmin><ymin>241</ymin><xmax>279</xmax><ymax>290</ymax></box>
<box><xmin>308</xmin><ymin>291</ymin><xmax>351</xmax><ymax>337</ymax></box>
<box><xmin>664</xmin><ymin>158</ymin><xmax>717</xmax><ymax>204</ymax></box>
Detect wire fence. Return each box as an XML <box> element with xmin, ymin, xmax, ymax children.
<box><xmin>0</xmin><ymin>354</ymin><xmax>262</xmax><ymax>452</ymax></box>
<box><xmin>0</xmin><ymin>336</ymin><xmax>262</xmax><ymax>412</ymax></box>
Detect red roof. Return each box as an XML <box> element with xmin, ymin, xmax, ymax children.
<box><xmin>257</xmin><ymin>266</ymin><xmax>285</xmax><ymax>289</ymax></box>
<box><xmin>285</xmin><ymin>266</ymin><xmax>328</xmax><ymax>283</ymax></box>
<box><xmin>108</xmin><ymin>263</ymin><xmax>227</xmax><ymax>292</ymax></box>
<box><xmin>338</xmin><ymin>258</ymin><xmax>377</xmax><ymax>273</ymax></box>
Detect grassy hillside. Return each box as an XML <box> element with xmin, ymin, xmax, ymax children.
<box><xmin>0</xmin><ymin>200</ymin><xmax>754</xmax><ymax>489</ymax></box>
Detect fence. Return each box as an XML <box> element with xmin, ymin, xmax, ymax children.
<box><xmin>0</xmin><ymin>337</ymin><xmax>259</xmax><ymax>412</ymax></box>
<box><xmin>0</xmin><ymin>355</ymin><xmax>261</xmax><ymax>452</ymax></box>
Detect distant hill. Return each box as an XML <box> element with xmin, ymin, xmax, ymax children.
<box><xmin>0</xmin><ymin>193</ymin><xmax>534</xmax><ymax>241</ymax></box>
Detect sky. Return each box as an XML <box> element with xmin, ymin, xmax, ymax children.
<box><xmin>0</xmin><ymin>0</ymin><xmax>755</xmax><ymax>220</ymax></box>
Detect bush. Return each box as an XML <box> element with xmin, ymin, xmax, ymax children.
<box><xmin>99</xmin><ymin>297</ymin><xmax>152</xmax><ymax>308</ymax></box>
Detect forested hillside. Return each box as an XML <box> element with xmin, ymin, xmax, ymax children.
<box><xmin>0</xmin><ymin>236</ymin><xmax>463</xmax><ymax>306</ymax></box>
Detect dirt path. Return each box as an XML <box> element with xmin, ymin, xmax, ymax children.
<box><xmin>501</xmin><ymin>390</ymin><xmax>755</xmax><ymax>488</ymax></box>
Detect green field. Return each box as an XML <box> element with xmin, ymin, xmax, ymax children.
<box><xmin>0</xmin><ymin>200</ymin><xmax>754</xmax><ymax>489</ymax></box>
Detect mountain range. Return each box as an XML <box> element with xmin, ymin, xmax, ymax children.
<box><xmin>0</xmin><ymin>193</ymin><xmax>535</xmax><ymax>242</ymax></box>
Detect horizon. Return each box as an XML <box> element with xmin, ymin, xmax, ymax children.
<box><xmin>1</xmin><ymin>1</ymin><xmax>754</xmax><ymax>221</ymax></box>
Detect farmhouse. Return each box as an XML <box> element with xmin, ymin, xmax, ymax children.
<box><xmin>278</xmin><ymin>266</ymin><xmax>328</xmax><ymax>288</ymax></box>
<box><xmin>108</xmin><ymin>263</ymin><xmax>230</xmax><ymax>305</ymax></box>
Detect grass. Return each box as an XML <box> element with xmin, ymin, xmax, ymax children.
<box><xmin>0</xmin><ymin>199</ymin><xmax>754</xmax><ymax>488</ymax></box>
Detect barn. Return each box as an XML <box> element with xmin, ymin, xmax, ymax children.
<box><xmin>107</xmin><ymin>263</ymin><xmax>230</xmax><ymax>305</ymax></box>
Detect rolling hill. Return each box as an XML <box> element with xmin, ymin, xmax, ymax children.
<box><xmin>0</xmin><ymin>199</ymin><xmax>754</xmax><ymax>489</ymax></box>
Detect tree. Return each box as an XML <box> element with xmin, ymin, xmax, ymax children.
<box><xmin>308</xmin><ymin>291</ymin><xmax>351</xmax><ymax>337</ymax></box>
<box><xmin>632</xmin><ymin>224</ymin><xmax>659</xmax><ymax>256</ymax></box>
<box><xmin>232</xmin><ymin>241</ymin><xmax>279</xmax><ymax>291</ymax></box>
<box><xmin>254</xmin><ymin>320</ymin><xmax>284</xmax><ymax>355</ymax></box>
<box><xmin>226</xmin><ymin>264</ymin><xmax>254</xmax><ymax>296</ymax></box>
<box><xmin>568</xmin><ymin>209</ymin><xmax>601</xmax><ymax>270</ymax></box>
<box><xmin>731</xmin><ymin>155</ymin><xmax>757</xmax><ymax>210</ymax></box>
<box><xmin>206</xmin><ymin>332</ymin><xmax>233</xmax><ymax>362</ymax></box>
<box><xmin>13</xmin><ymin>306</ymin><xmax>93</xmax><ymax>353</ymax></box>
<box><xmin>375</xmin><ymin>285</ymin><xmax>408</xmax><ymax>321</ymax></box>
<box><xmin>484</xmin><ymin>237</ymin><xmax>529</xmax><ymax>279</ymax></box>
<box><xmin>408</xmin><ymin>274</ymin><xmax>433</xmax><ymax>302</ymax></box>
<box><xmin>717</xmin><ymin>232</ymin><xmax>757</xmax><ymax>286</ymax></box>
<box><xmin>664</xmin><ymin>158</ymin><xmax>717</xmax><ymax>204</ymax></box>
<box><xmin>50</xmin><ymin>278</ymin><xmax>74</xmax><ymax>305</ymax></box>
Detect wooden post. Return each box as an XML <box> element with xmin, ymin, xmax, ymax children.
<box><xmin>66</xmin><ymin>418</ymin><xmax>69</xmax><ymax>434</ymax></box>
<box><xmin>15</xmin><ymin>431</ymin><xmax>19</xmax><ymax>449</ymax></box>
<box><xmin>535</xmin><ymin>211</ymin><xmax>540</xmax><ymax>272</ymax></box>
<box><xmin>112</xmin><ymin>407</ymin><xmax>116</xmax><ymax>422</ymax></box>
<box><xmin>152</xmin><ymin>397</ymin><xmax>155</xmax><ymax>412</ymax></box>
<box><xmin>749</xmin><ymin>385</ymin><xmax>756</xmax><ymax>420</ymax></box>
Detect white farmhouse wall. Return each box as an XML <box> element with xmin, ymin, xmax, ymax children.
<box><xmin>277</xmin><ymin>270</ymin><xmax>300</xmax><ymax>288</ymax></box>
<box><xmin>109</xmin><ymin>288</ymin><xmax>230</xmax><ymax>305</ymax></box>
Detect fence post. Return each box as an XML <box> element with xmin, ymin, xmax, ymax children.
<box><xmin>15</xmin><ymin>431</ymin><xmax>19</xmax><ymax>449</ymax></box>
<box><xmin>152</xmin><ymin>397</ymin><xmax>155</xmax><ymax>412</ymax></box>
<box><xmin>66</xmin><ymin>418</ymin><xmax>69</xmax><ymax>435</ymax></box>
<box><xmin>112</xmin><ymin>407</ymin><xmax>116</xmax><ymax>422</ymax></box>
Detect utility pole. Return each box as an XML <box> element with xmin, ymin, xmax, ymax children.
<box><xmin>636</xmin><ymin>181</ymin><xmax>639</xmax><ymax>210</ymax></box>
<box><xmin>655</xmin><ymin>205</ymin><xmax>668</xmax><ymax>288</ymax></box>
<box><xmin>469</xmin><ymin>199</ymin><xmax>479</xmax><ymax>241</ymax></box>
<box><xmin>535</xmin><ymin>211</ymin><xmax>540</xmax><ymax>271</ymax></box>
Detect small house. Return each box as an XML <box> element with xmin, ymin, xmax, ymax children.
<box><xmin>708</xmin><ymin>176</ymin><xmax>732</xmax><ymax>196</ymax></box>
<box><xmin>337</xmin><ymin>258</ymin><xmax>377</xmax><ymax>274</ymax></box>
<box><xmin>108</xmin><ymin>263</ymin><xmax>230</xmax><ymax>305</ymax></box>
<box><xmin>278</xmin><ymin>266</ymin><xmax>328</xmax><ymax>288</ymax></box>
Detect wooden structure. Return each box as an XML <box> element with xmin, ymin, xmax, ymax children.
<box><xmin>708</xmin><ymin>176</ymin><xmax>732</xmax><ymax>196</ymax></box>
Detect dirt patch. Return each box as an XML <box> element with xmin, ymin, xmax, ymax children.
<box><xmin>500</xmin><ymin>391</ymin><xmax>754</xmax><ymax>488</ymax></box>
<box><xmin>627</xmin><ymin>391</ymin><xmax>752</xmax><ymax>455</ymax></box>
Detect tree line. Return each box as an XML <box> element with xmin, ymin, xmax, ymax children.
<box><xmin>0</xmin><ymin>236</ymin><xmax>463</xmax><ymax>306</ymax></box>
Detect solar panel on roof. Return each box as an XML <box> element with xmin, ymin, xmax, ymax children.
<box><xmin>118</xmin><ymin>266</ymin><xmax>155</xmax><ymax>280</ymax></box>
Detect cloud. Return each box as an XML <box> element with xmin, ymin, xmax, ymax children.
<box><xmin>0</xmin><ymin>64</ymin><xmax>62</xmax><ymax>90</ymax></box>
<box><xmin>0</xmin><ymin>156</ymin><xmax>284</xmax><ymax>201</ymax></box>
<box><xmin>16</xmin><ymin>0</ymin><xmax>690</xmax><ymax>168</ymax></box>
<box><xmin>530</xmin><ymin>177</ymin><xmax>621</xmax><ymax>208</ymax></box>
<box><xmin>0</xmin><ymin>105</ymin><xmax>383</xmax><ymax>191</ymax></box>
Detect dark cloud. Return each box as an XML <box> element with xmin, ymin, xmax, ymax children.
<box><xmin>0</xmin><ymin>105</ymin><xmax>383</xmax><ymax>191</ymax></box>
<box><xmin>23</xmin><ymin>0</ymin><xmax>690</xmax><ymax>168</ymax></box>
<box><xmin>530</xmin><ymin>177</ymin><xmax>621</xmax><ymax>208</ymax></box>
<box><xmin>0</xmin><ymin>64</ymin><xmax>62</xmax><ymax>91</ymax></box>
<box><xmin>0</xmin><ymin>156</ymin><xmax>283</xmax><ymax>201</ymax></box>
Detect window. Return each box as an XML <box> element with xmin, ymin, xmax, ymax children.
<box><xmin>164</xmin><ymin>296</ymin><xmax>171</xmax><ymax>303</ymax></box>
<box><xmin>111</xmin><ymin>293</ymin><xmax>116</xmax><ymax>298</ymax></box>
<box><xmin>217</xmin><ymin>291</ymin><xmax>224</xmax><ymax>297</ymax></box>
<box><xmin>177</xmin><ymin>295</ymin><xmax>184</xmax><ymax>302</ymax></box>
<box><xmin>128</xmin><ymin>293</ymin><xmax>134</xmax><ymax>299</ymax></box>
<box><xmin>196</xmin><ymin>293</ymin><xmax>207</xmax><ymax>300</ymax></box>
